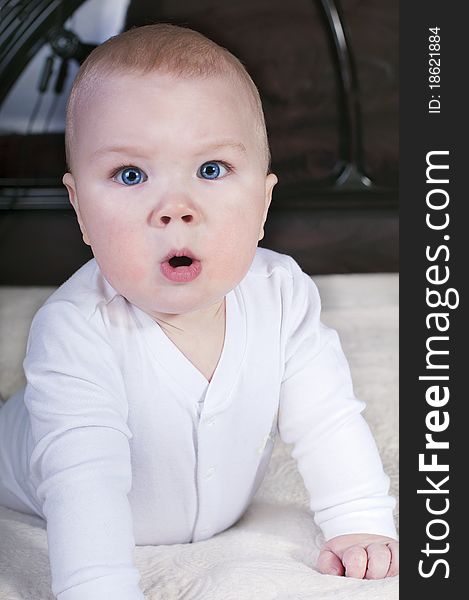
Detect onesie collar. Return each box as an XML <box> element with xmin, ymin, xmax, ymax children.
<box><xmin>129</xmin><ymin>287</ymin><xmax>247</xmax><ymax>416</ymax></box>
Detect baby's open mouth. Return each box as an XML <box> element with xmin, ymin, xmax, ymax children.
<box><xmin>160</xmin><ymin>248</ymin><xmax>201</xmax><ymax>282</ymax></box>
<box><xmin>168</xmin><ymin>255</ymin><xmax>193</xmax><ymax>268</ymax></box>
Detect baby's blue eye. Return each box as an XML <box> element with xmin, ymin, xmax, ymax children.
<box><xmin>198</xmin><ymin>161</ymin><xmax>228</xmax><ymax>180</ymax></box>
<box><xmin>114</xmin><ymin>167</ymin><xmax>146</xmax><ymax>186</ymax></box>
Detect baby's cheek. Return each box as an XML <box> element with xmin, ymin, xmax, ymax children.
<box><xmin>93</xmin><ymin>222</ymin><xmax>148</xmax><ymax>285</ymax></box>
<box><xmin>210</xmin><ymin>220</ymin><xmax>258</xmax><ymax>275</ymax></box>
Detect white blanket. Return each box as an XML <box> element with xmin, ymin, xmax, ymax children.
<box><xmin>0</xmin><ymin>274</ymin><xmax>398</xmax><ymax>599</ymax></box>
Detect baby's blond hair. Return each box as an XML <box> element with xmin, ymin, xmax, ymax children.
<box><xmin>65</xmin><ymin>23</ymin><xmax>270</xmax><ymax>173</ymax></box>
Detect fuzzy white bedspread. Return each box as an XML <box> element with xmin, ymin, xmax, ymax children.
<box><xmin>0</xmin><ymin>273</ymin><xmax>399</xmax><ymax>600</ymax></box>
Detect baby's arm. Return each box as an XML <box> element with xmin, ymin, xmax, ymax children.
<box><xmin>278</xmin><ymin>259</ymin><xmax>398</xmax><ymax>578</ymax></box>
<box><xmin>23</xmin><ymin>303</ymin><xmax>144</xmax><ymax>600</ymax></box>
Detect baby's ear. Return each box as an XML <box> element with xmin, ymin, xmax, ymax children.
<box><xmin>62</xmin><ymin>172</ymin><xmax>91</xmax><ymax>246</ymax></box>
<box><xmin>258</xmin><ymin>173</ymin><xmax>278</xmax><ymax>241</ymax></box>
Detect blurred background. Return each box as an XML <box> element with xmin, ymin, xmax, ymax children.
<box><xmin>0</xmin><ymin>0</ymin><xmax>398</xmax><ymax>284</ymax></box>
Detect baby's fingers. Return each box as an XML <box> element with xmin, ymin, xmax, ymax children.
<box><xmin>342</xmin><ymin>545</ymin><xmax>368</xmax><ymax>578</ymax></box>
<box><xmin>365</xmin><ymin>543</ymin><xmax>392</xmax><ymax>579</ymax></box>
<box><xmin>317</xmin><ymin>549</ymin><xmax>345</xmax><ymax>576</ymax></box>
<box><xmin>386</xmin><ymin>541</ymin><xmax>399</xmax><ymax>577</ymax></box>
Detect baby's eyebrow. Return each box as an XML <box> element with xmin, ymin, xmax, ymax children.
<box><xmin>91</xmin><ymin>145</ymin><xmax>153</xmax><ymax>160</ymax></box>
<box><xmin>91</xmin><ymin>139</ymin><xmax>247</xmax><ymax>159</ymax></box>
<box><xmin>198</xmin><ymin>140</ymin><xmax>247</xmax><ymax>154</ymax></box>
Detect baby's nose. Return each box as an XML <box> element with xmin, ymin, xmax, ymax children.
<box><xmin>159</xmin><ymin>213</ymin><xmax>194</xmax><ymax>225</ymax></box>
<box><xmin>150</xmin><ymin>201</ymin><xmax>197</xmax><ymax>228</ymax></box>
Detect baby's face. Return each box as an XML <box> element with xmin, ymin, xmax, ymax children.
<box><xmin>63</xmin><ymin>72</ymin><xmax>277</xmax><ymax>317</ymax></box>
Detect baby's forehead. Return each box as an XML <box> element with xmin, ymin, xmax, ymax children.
<box><xmin>69</xmin><ymin>67</ymin><xmax>268</xmax><ymax>172</ymax></box>
<box><xmin>73</xmin><ymin>70</ymin><xmax>258</xmax><ymax>138</ymax></box>
<box><xmin>79</xmin><ymin>68</ymin><xmax>250</xmax><ymax>103</ymax></box>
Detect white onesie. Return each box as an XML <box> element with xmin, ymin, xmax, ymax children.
<box><xmin>0</xmin><ymin>247</ymin><xmax>397</xmax><ymax>600</ymax></box>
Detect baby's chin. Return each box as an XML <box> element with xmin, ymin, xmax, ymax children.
<box><xmin>132</xmin><ymin>289</ymin><xmax>228</xmax><ymax>320</ymax></box>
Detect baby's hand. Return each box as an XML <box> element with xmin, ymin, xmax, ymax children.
<box><xmin>317</xmin><ymin>533</ymin><xmax>399</xmax><ymax>579</ymax></box>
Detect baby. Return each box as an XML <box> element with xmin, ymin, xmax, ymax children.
<box><xmin>0</xmin><ymin>23</ymin><xmax>398</xmax><ymax>599</ymax></box>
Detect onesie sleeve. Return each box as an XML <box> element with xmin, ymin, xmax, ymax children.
<box><xmin>278</xmin><ymin>258</ymin><xmax>397</xmax><ymax>542</ymax></box>
<box><xmin>23</xmin><ymin>301</ymin><xmax>145</xmax><ymax>600</ymax></box>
